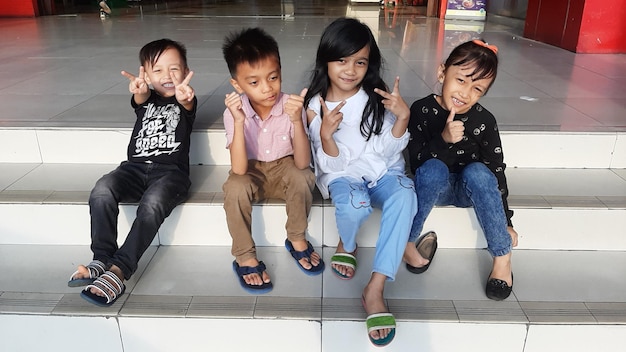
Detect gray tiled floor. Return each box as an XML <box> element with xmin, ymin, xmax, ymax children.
<box><xmin>1</xmin><ymin>1</ymin><xmax>625</xmax><ymax>132</ymax></box>
<box><xmin>1</xmin><ymin>2</ymin><xmax>626</xmax><ymax>347</ymax></box>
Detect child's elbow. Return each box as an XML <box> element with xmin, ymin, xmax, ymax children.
<box><xmin>231</xmin><ymin>166</ymin><xmax>248</xmax><ymax>175</ymax></box>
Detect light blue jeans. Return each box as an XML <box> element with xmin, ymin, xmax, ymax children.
<box><xmin>409</xmin><ymin>159</ymin><xmax>511</xmax><ymax>257</ymax></box>
<box><xmin>329</xmin><ymin>170</ymin><xmax>417</xmax><ymax>281</ymax></box>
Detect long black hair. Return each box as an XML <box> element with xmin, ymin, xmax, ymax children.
<box><xmin>304</xmin><ymin>17</ymin><xmax>387</xmax><ymax>140</ymax></box>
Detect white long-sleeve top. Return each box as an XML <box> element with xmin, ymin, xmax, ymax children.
<box><xmin>308</xmin><ymin>88</ymin><xmax>409</xmax><ymax>199</ymax></box>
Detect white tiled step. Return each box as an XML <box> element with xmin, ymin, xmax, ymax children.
<box><xmin>1</xmin><ymin>164</ymin><xmax>625</xmax><ymax>249</ymax></box>
<box><xmin>1</xmin><ymin>203</ymin><xmax>625</xmax><ymax>251</ymax></box>
<box><xmin>1</xmin><ymin>244</ymin><xmax>625</xmax><ymax>351</ymax></box>
<box><xmin>1</xmin><ymin>128</ymin><xmax>625</xmax><ymax>168</ymax></box>
<box><xmin>2</xmin><ymin>314</ymin><xmax>625</xmax><ymax>352</ymax></box>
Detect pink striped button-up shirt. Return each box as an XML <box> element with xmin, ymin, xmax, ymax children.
<box><xmin>223</xmin><ymin>92</ymin><xmax>307</xmax><ymax>162</ymax></box>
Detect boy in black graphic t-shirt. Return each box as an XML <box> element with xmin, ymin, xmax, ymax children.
<box><xmin>68</xmin><ymin>39</ymin><xmax>197</xmax><ymax>307</ymax></box>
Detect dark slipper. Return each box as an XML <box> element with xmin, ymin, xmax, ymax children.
<box><xmin>486</xmin><ymin>272</ymin><xmax>513</xmax><ymax>301</ymax></box>
<box><xmin>285</xmin><ymin>239</ymin><xmax>325</xmax><ymax>276</ymax></box>
<box><xmin>232</xmin><ymin>260</ymin><xmax>273</xmax><ymax>294</ymax></box>
<box><xmin>406</xmin><ymin>231</ymin><xmax>437</xmax><ymax>274</ymax></box>
<box><xmin>80</xmin><ymin>271</ymin><xmax>125</xmax><ymax>307</ymax></box>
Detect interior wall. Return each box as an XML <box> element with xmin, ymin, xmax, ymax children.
<box><xmin>487</xmin><ymin>0</ymin><xmax>527</xmax><ymax>19</ymax></box>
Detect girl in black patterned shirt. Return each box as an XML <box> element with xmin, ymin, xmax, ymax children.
<box><xmin>404</xmin><ymin>40</ymin><xmax>519</xmax><ymax>301</ymax></box>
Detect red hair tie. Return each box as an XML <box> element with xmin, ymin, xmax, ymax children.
<box><xmin>472</xmin><ymin>39</ymin><xmax>498</xmax><ymax>55</ymax></box>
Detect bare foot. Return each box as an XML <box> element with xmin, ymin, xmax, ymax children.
<box><xmin>89</xmin><ymin>265</ymin><xmax>124</xmax><ymax>297</ymax></box>
<box><xmin>289</xmin><ymin>238</ymin><xmax>321</xmax><ymax>270</ymax></box>
<box><xmin>362</xmin><ymin>274</ymin><xmax>392</xmax><ymax>341</ymax></box>
<box><xmin>331</xmin><ymin>240</ymin><xmax>356</xmax><ymax>279</ymax></box>
<box><xmin>71</xmin><ymin>264</ymin><xmax>91</xmax><ymax>281</ymax></box>
<box><xmin>490</xmin><ymin>252</ymin><xmax>512</xmax><ymax>286</ymax></box>
<box><xmin>99</xmin><ymin>1</ymin><xmax>111</xmax><ymax>14</ymax></box>
<box><xmin>402</xmin><ymin>241</ymin><xmax>430</xmax><ymax>268</ymax></box>
<box><xmin>238</xmin><ymin>258</ymin><xmax>271</xmax><ymax>286</ymax></box>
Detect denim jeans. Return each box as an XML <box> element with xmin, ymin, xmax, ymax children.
<box><xmin>329</xmin><ymin>170</ymin><xmax>417</xmax><ymax>281</ymax></box>
<box><xmin>409</xmin><ymin>158</ymin><xmax>511</xmax><ymax>257</ymax></box>
<box><xmin>89</xmin><ymin>161</ymin><xmax>190</xmax><ymax>279</ymax></box>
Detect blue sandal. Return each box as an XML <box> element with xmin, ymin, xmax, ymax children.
<box><xmin>285</xmin><ymin>239</ymin><xmax>325</xmax><ymax>276</ymax></box>
<box><xmin>232</xmin><ymin>260</ymin><xmax>273</xmax><ymax>294</ymax></box>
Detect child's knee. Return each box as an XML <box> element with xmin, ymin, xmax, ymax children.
<box><xmin>223</xmin><ymin>174</ymin><xmax>256</xmax><ymax>199</ymax></box>
<box><xmin>284</xmin><ymin>168</ymin><xmax>316</xmax><ymax>191</ymax></box>
<box><xmin>416</xmin><ymin>159</ymin><xmax>448</xmax><ymax>188</ymax></box>
<box><xmin>462</xmin><ymin>162</ymin><xmax>496</xmax><ymax>188</ymax></box>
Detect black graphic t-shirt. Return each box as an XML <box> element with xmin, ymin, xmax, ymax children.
<box><xmin>128</xmin><ymin>90</ymin><xmax>197</xmax><ymax>174</ymax></box>
<box><xmin>407</xmin><ymin>94</ymin><xmax>513</xmax><ymax>226</ymax></box>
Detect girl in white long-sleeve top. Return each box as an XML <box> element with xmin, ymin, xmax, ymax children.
<box><xmin>304</xmin><ymin>17</ymin><xmax>416</xmax><ymax>347</ymax></box>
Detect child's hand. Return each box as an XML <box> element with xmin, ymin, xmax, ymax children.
<box><xmin>319</xmin><ymin>97</ymin><xmax>346</xmax><ymax>141</ymax></box>
<box><xmin>284</xmin><ymin>88</ymin><xmax>308</xmax><ymax>123</ymax></box>
<box><xmin>172</xmin><ymin>70</ymin><xmax>195</xmax><ymax>103</ymax></box>
<box><xmin>375</xmin><ymin>77</ymin><xmax>409</xmax><ymax>121</ymax></box>
<box><xmin>121</xmin><ymin>66</ymin><xmax>149</xmax><ymax>95</ymax></box>
<box><xmin>441</xmin><ymin>108</ymin><xmax>464</xmax><ymax>144</ymax></box>
<box><xmin>225</xmin><ymin>91</ymin><xmax>246</xmax><ymax>124</ymax></box>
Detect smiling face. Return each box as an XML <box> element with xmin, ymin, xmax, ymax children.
<box><xmin>143</xmin><ymin>47</ymin><xmax>189</xmax><ymax>98</ymax></box>
<box><xmin>326</xmin><ymin>45</ymin><xmax>370</xmax><ymax>101</ymax></box>
<box><xmin>229</xmin><ymin>56</ymin><xmax>281</xmax><ymax>119</ymax></box>
<box><xmin>436</xmin><ymin>63</ymin><xmax>494</xmax><ymax>115</ymax></box>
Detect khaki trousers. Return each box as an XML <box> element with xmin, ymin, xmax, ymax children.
<box><xmin>222</xmin><ymin>156</ymin><xmax>316</xmax><ymax>263</ymax></box>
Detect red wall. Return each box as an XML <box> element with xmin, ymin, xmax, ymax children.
<box><xmin>577</xmin><ymin>1</ymin><xmax>626</xmax><ymax>53</ymax></box>
<box><xmin>525</xmin><ymin>0</ymin><xmax>626</xmax><ymax>53</ymax></box>
<box><xmin>0</xmin><ymin>0</ymin><xmax>38</xmax><ymax>17</ymax></box>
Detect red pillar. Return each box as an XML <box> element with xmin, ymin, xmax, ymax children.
<box><xmin>525</xmin><ymin>0</ymin><xmax>626</xmax><ymax>53</ymax></box>
<box><xmin>0</xmin><ymin>0</ymin><xmax>38</xmax><ymax>17</ymax></box>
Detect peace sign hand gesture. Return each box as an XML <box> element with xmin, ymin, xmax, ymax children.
<box><xmin>374</xmin><ymin>76</ymin><xmax>409</xmax><ymax>121</ymax></box>
<box><xmin>121</xmin><ymin>66</ymin><xmax>149</xmax><ymax>96</ymax></box>
<box><xmin>172</xmin><ymin>70</ymin><xmax>195</xmax><ymax>104</ymax></box>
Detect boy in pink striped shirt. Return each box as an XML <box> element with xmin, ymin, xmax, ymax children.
<box><xmin>222</xmin><ymin>27</ymin><xmax>325</xmax><ymax>294</ymax></box>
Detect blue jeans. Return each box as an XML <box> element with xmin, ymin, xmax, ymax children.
<box><xmin>89</xmin><ymin>161</ymin><xmax>190</xmax><ymax>279</ymax></box>
<box><xmin>409</xmin><ymin>159</ymin><xmax>511</xmax><ymax>257</ymax></box>
<box><xmin>329</xmin><ymin>170</ymin><xmax>417</xmax><ymax>281</ymax></box>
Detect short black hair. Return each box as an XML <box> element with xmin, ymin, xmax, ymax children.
<box><xmin>222</xmin><ymin>27</ymin><xmax>281</xmax><ymax>78</ymax></box>
<box><xmin>139</xmin><ymin>38</ymin><xmax>188</xmax><ymax>69</ymax></box>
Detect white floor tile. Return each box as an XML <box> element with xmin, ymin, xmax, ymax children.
<box><xmin>0</xmin><ymin>315</ymin><xmax>122</xmax><ymax>352</ymax></box>
<box><xmin>119</xmin><ymin>317</ymin><xmax>321</xmax><ymax>352</ymax></box>
<box><xmin>322</xmin><ymin>321</ymin><xmax>527</xmax><ymax>352</ymax></box>
<box><xmin>525</xmin><ymin>325</ymin><xmax>626</xmax><ymax>352</ymax></box>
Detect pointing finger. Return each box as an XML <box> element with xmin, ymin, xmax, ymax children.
<box><xmin>181</xmin><ymin>70</ymin><xmax>194</xmax><ymax>86</ymax></box>
<box><xmin>446</xmin><ymin>108</ymin><xmax>456</xmax><ymax>123</ymax></box>
<box><xmin>391</xmin><ymin>76</ymin><xmax>400</xmax><ymax>95</ymax></box>
<box><xmin>121</xmin><ymin>70</ymin><xmax>135</xmax><ymax>80</ymax></box>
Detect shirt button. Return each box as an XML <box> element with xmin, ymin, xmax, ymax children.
<box><xmin>282</xmin><ymin>136</ymin><xmax>287</xmax><ymax>140</ymax></box>
<box><xmin>265</xmin><ymin>150</ymin><xmax>270</xmax><ymax>154</ymax></box>
<box><xmin>263</xmin><ymin>128</ymin><xmax>267</xmax><ymax>132</ymax></box>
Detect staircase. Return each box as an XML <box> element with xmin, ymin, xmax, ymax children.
<box><xmin>1</xmin><ymin>126</ymin><xmax>625</xmax><ymax>352</ymax></box>
<box><xmin>1</xmin><ymin>4</ymin><xmax>626</xmax><ymax>350</ymax></box>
